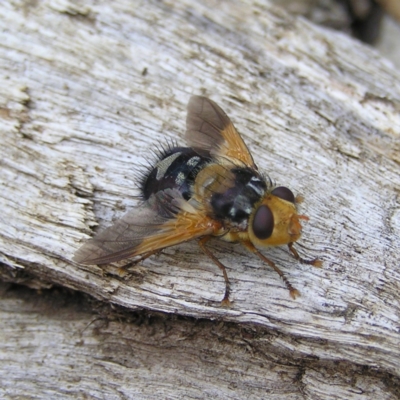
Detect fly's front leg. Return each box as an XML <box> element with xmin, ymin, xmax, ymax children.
<box><xmin>198</xmin><ymin>236</ymin><xmax>232</xmax><ymax>307</ymax></box>
<box><xmin>288</xmin><ymin>242</ymin><xmax>322</xmax><ymax>267</ymax></box>
<box><xmin>242</xmin><ymin>240</ymin><xmax>300</xmax><ymax>299</ymax></box>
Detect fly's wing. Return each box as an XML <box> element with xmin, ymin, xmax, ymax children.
<box><xmin>186</xmin><ymin>96</ymin><xmax>257</xmax><ymax>169</ymax></box>
<box><xmin>73</xmin><ymin>190</ymin><xmax>221</xmax><ymax>265</ymax></box>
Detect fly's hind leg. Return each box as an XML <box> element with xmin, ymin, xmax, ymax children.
<box><xmin>118</xmin><ymin>250</ymin><xmax>160</xmax><ymax>276</ymax></box>
<box><xmin>198</xmin><ymin>236</ymin><xmax>231</xmax><ymax>307</ymax></box>
<box><xmin>242</xmin><ymin>240</ymin><xmax>300</xmax><ymax>299</ymax></box>
<box><xmin>288</xmin><ymin>242</ymin><xmax>322</xmax><ymax>268</ymax></box>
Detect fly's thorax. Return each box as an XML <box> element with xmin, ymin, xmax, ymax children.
<box><xmin>194</xmin><ymin>162</ymin><xmax>267</xmax><ymax>227</ymax></box>
<box><xmin>248</xmin><ymin>193</ymin><xmax>302</xmax><ymax>247</ymax></box>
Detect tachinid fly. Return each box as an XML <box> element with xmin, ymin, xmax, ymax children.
<box><xmin>74</xmin><ymin>96</ymin><xmax>321</xmax><ymax>305</ymax></box>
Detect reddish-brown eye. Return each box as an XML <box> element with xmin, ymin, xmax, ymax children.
<box><xmin>271</xmin><ymin>186</ymin><xmax>295</xmax><ymax>203</ymax></box>
<box><xmin>252</xmin><ymin>205</ymin><xmax>274</xmax><ymax>239</ymax></box>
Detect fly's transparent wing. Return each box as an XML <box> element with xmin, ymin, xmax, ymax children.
<box><xmin>73</xmin><ymin>190</ymin><xmax>220</xmax><ymax>265</ymax></box>
<box><xmin>186</xmin><ymin>96</ymin><xmax>257</xmax><ymax>169</ymax></box>
<box><xmin>73</xmin><ymin>206</ymin><xmax>168</xmax><ymax>265</ymax></box>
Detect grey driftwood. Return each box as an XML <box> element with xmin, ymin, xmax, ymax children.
<box><xmin>0</xmin><ymin>1</ymin><xmax>399</xmax><ymax>398</ymax></box>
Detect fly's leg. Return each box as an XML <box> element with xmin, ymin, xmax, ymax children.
<box><xmin>118</xmin><ymin>251</ymin><xmax>159</xmax><ymax>275</ymax></box>
<box><xmin>242</xmin><ymin>240</ymin><xmax>300</xmax><ymax>299</ymax></box>
<box><xmin>198</xmin><ymin>236</ymin><xmax>231</xmax><ymax>307</ymax></box>
<box><xmin>288</xmin><ymin>242</ymin><xmax>322</xmax><ymax>267</ymax></box>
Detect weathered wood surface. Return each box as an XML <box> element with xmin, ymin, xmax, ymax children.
<box><xmin>1</xmin><ymin>282</ymin><xmax>398</xmax><ymax>399</ymax></box>
<box><xmin>0</xmin><ymin>0</ymin><xmax>399</xmax><ymax>398</ymax></box>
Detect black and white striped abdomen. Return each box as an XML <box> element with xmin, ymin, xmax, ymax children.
<box><xmin>141</xmin><ymin>147</ymin><xmax>210</xmax><ymax>201</ymax></box>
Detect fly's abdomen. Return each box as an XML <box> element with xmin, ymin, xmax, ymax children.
<box><xmin>141</xmin><ymin>147</ymin><xmax>210</xmax><ymax>201</ymax></box>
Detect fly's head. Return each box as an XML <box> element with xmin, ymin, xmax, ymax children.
<box><xmin>248</xmin><ymin>186</ymin><xmax>306</xmax><ymax>247</ymax></box>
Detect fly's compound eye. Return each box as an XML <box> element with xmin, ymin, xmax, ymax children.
<box><xmin>252</xmin><ymin>205</ymin><xmax>274</xmax><ymax>239</ymax></box>
<box><xmin>271</xmin><ymin>186</ymin><xmax>295</xmax><ymax>203</ymax></box>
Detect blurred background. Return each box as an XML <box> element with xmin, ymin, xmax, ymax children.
<box><xmin>272</xmin><ymin>0</ymin><xmax>400</xmax><ymax>68</ymax></box>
